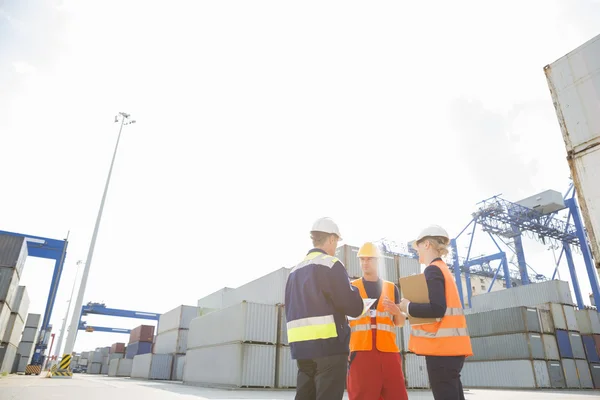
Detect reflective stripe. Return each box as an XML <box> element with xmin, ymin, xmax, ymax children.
<box><xmin>287</xmin><ymin>314</ymin><xmax>338</xmax><ymax>343</ymax></box>
<box><xmin>351</xmin><ymin>324</ymin><xmax>372</xmax><ymax>332</ymax></box>
<box><xmin>376</xmin><ymin>324</ymin><xmax>396</xmax><ymax>333</ymax></box>
<box><xmin>376</xmin><ymin>311</ymin><xmax>393</xmax><ymax>319</ymax></box>
<box><xmin>351</xmin><ymin>323</ymin><xmax>395</xmax><ymax>333</ymax></box>
<box><xmin>291</xmin><ymin>252</ymin><xmax>340</xmax><ymax>273</ymax></box>
<box><xmin>411</xmin><ymin>327</ymin><xmax>470</xmax><ymax>338</ymax></box>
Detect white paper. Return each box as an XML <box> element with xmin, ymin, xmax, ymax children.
<box><xmin>348</xmin><ymin>298</ymin><xmax>377</xmax><ymax>320</ymax></box>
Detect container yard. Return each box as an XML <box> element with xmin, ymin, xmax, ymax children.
<box><xmin>2</xmin><ymin>2</ymin><xmax>600</xmax><ymax>399</ymax></box>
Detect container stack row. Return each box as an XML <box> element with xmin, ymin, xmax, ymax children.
<box><xmin>86</xmin><ymin>347</ymin><xmax>110</xmax><ymax>374</ymax></box>
<box><xmin>15</xmin><ymin>314</ymin><xmax>41</xmax><ymax>373</ymax></box>
<box><xmin>0</xmin><ymin>235</ymin><xmax>29</xmax><ymax>374</ymax></box>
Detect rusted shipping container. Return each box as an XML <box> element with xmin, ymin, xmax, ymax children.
<box><xmin>110</xmin><ymin>342</ymin><xmax>126</xmax><ymax>354</ymax></box>
<box><xmin>129</xmin><ymin>325</ymin><xmax>155</xmax><ymax>344</ymax></box>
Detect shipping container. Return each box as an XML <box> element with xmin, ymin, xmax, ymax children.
<box><xmin>595</xmin><ymin>335</ymin><xmax>600</xmax><ymax>357</ymax></box>
<box><xmin>131</xmin><ymin>354</ymin><xmax>173</xmax><ymax>380</ymax></box>
<box><xmin>562</xmin><ymin>358</ymin><xmax>580</xmax><ymax>388</ymax></box>
<box><xmin>88</xmin><ymin>351</ymin><xmax>103</xmax><ymax>363</ymax></box>
<box><xmin>222</xmin><ymin>268</ymin><xmax>291</xmax><ymax>308</ymax></box>
<box><xmin>129</xmin><ymin>325</ymin><xmax>155</xmax><ymax>344</ymax></box>
<box><xmin>538</xmin><ymin>309</ymin><xmax>555</xmax><ymax>334</ymax></box>
<box><xmin>2</xmin><ymin>313</ymin><xmax>24</xmax><ymax>346</ymax></box>
<box><xmin>21</xmin><ymin>327</ymin><xmax>37</xmax><ymax>343</ymax></box>
<box><xmin>549</xmin><ymin>303</ymin><xmax>567</xmax><ymax>331</ymax></box>
<box><xmin>108</xmin><ymin>358</ymin><xmax>133</xmax><ymax>377</ymax></box>
<box><xmin>402</xmin><ymin>323</ymin><xmax>410</xmax><ymax>353</ymax></box>
<box><xmin>25</xmin><ymin>313</ymin><xmax>41</xmax><ymax>329</ymax></box>
<box><xmin>381</xmin><ymin>253</ymin><xmax>398</xmax><ymax>283</ymax></box>
<box><xmin>403</xmin><ymin>353</ymin><xmax>429</xmax><ymax>388</ymax></box>
<box><xmin>576</xmin><ymin>359</ymin><xmax>594</xmax><ymax>388</ymax></box>
<box><xmin>465</xmin><ymin>307</ymin><xmax>540</xmax><ymax>337</ymax></box>
<box><xmin>0</xmin><ymin>235</ymin><xmax>27</xmax><ymax>275</ymax></box>
<box><xmin>279</xmin><ymin>306</ymin><xmax>288</xmax><ymax>346</ymax></box>
<box><xmin>109</xmin><ymin>353</ymin><xmax>124</xmax><ymax>360</ymax></box>
<box><xmin>125</xmin><ymin>341</ymin><xmax>152</xmax><ymax>359</ymax></box>
<box><xmin>101</xmin><ymin>361</ymin><xmax>109</xmax><ymax>375</ymax></box>
<box><xmin>11</xmin><ymin>286</ymin><xmax>29</xmax><ymax>321</ymax></box>
<box><xmin>184</xmin><ymin>343</ymin><xmax>276</xmax><ymax>388</ymax></box>
<box><xmin>0</xmin><ymin>303</ymin><xmax>11</xmax><ymax>343</ymax></box>
<box><xmin>556</xmin><ymin>330</ymin><xmax>574</xmax><ymax>358</ymax></box>
<box><xmin>98</xmin><ymin>346</ymin><xmax>110</xmax><ymax>355</ymax></box>
<box><xmin>398</xmin><ymin>256</ymin><xmax>421</xmax><ymax>279</ymax></box>
<box><xmin>81</xmin><ymin>351</ymin><xmax>90</xmax><ymax>359</ymax></box>
<box><xmin>470</xmin><ymin>280</ymin><xmax>573</xmax><ymax>312</ymax></box>
<box><xmin>17</xmin><ymin>341</ymin><xmax>34</xmax><ymax>359</ymax></box>
<box><xmin>591</xmin><ymin>363</ymin><xmax>600</xmax><ymax>388</ymax></box>
<box><xmin>462</xmin><ymin>360</ymin><xmax>537</xmax><ymax>388</ymax></box>
<box><xmin>335</xmin><ymin>245</ymin><xmax>361</xmax><ymax>278</ymax></box>
<box><xmin>583</xmin><ymin>335</ymin><xmax>600</xmax><ymax>362</ymax></box>
<box><xmin>569</xmin><ymin>332</ymin><xmax>586</xmax><ymax>359</ymax></box>
<box><xmin>110</xmin><ymin>342</ymin><xmax>126</xmax><ymax>354</ymax></box>
<box><xmin>563</xmin><ymin>305</ymin><xmax>579</xmax><ymax>331</ymax></box>
<box><xmin>544</xmin><ymin>33</ymin><xmax>600</xmax><ymax>270</ymax></box>
<box><xmin>0</xmin><ymin>267</ymin><xmax>19</xmax><ymax>308</ymax></box>
<box><xmin>157</xmin><ymin>305</ymin><xmax>198</xmax><ymax>334</ymax></box>
<box><xmin>543</xmin><ymin>334</ymin><xmax>560</xmax><ymax>360</ymax></box>
<box><xmin>575</xmin><ymin>309</ymin><xmax>600</xmax><ymax>335</ymax></box>
<box><xmin>154</xmin><ymin>329</ymin><xmax>189</xmax><ymax>354</ymax></box>
<box><xmin>547</xmin><ymin>361</ymin><xmax>566</xmax><ymax>388</ymax></box>
<box><xmin>16</xmin><ymin>355</ymin><xmax>28</xmax><ymax>373</ymax></box>
<box><xmin>0</xmin><ymin>343</ymin><xmax>17</xmax><ymax>374</ymax></box>
<box><xmin>533</xmin><ymin>360</ymin><xmax>552</xmax><ymax>388</ymax></box>
<box><xmin>276</xmin><ymin>346</ymin><xmax>297</xmax><ymax>388</ymax></box>
<box><xmin>87</xmin><ymin>363</ymin><xmax>102</xmax><ymax>374</ymax></box>
<box><xmin>172</xmin><ymin>355</ymin><xmax>185</xmax><ymax>381</ymax></box>
<box><xmin>197</xmin><ymin>287</ymin><xmax>235</xmax><ymax>309</ymax></box>
<box><xmin>469</xmin><ymin>333</ymin><xmax>544</xmax><ymax>361</ymax></box>
<box><xmin>188</xmin><ymin>302</ymin><xmax>278</xmax><ymax>350</ymax></box>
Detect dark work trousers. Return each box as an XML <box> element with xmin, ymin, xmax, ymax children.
<box><xmin>295</xmin><ymin>353</ymin><xmax>349</xmax><ymax>400</ymax></box>
<box><xmin>425</xmin><ymin>355</ymin><xmax>466</xmax><ymax>400</ymax></box>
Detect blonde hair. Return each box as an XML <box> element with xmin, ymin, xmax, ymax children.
<box><xmin>421</xmin><ymin>236</ymin><xmax>452</xmax><ymax>261</ymax></box>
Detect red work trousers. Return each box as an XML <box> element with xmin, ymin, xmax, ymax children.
<box><xmin>347</xmin><ymin>347</ymin><xmax>408</xmax><ymax>400</ymax></box>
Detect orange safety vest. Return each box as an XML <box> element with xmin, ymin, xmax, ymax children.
<box><xmin>349</xmin><ymin>278</ymin><xmax>399</xmax><ymax>353</ymax></box>
<box><xmin>408</xmin><ymin>259</ymin><xmax>473</xmax><ymax>357</ymax></box>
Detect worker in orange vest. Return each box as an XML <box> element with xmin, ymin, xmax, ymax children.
<box><xmin>399</xmin><ymin>225</ymin><xmax>473</xmax><ymax>400</ymax></box>
<box><xmin>347</xmin><ymin>242</ymin><xmax>409</xmax><ymax>400</ymax></box>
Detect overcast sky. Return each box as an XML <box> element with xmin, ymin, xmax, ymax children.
<box><xmin>1</xmin><ymin>0</ymin><xmax>599</xmax><ymax>354</ymax></box>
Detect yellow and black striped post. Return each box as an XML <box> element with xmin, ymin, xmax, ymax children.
<box><xmin>59</xmin><ymin>354</ymin><xmax>72</xmax><ymax>371</ymax></box>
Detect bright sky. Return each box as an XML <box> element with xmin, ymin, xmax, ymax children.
<box><xmin>1</xmin><ymin>0</ymin><xmax>599</xmax><ymax>354</ymax></box>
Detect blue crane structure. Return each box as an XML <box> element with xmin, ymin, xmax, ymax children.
<box><xmin>76</xmin><ymin>302</ymin><xmax>160</xmax><ymax>338</ymax></box>
<box><xmin>449</xmin><ymin>182</ymin><xmax>600</xmax><ymax>309</ymax></box>
<box><xmin>0</xmin><ymin>229</ymin><xmax>68</xmax><ymax>367</ymax></box>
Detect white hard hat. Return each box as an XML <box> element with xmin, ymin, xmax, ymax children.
<box><xmin>414</xmin><ymin>225</ymin><xmax>450</xmax><ymax>245</ymax></box>
<box><xmin>311</xmin><ymin>217</ymin><xmax>343</xmax><ymax>240</ymax></box>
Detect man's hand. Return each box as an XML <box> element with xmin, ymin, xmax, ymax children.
<box><xmin>398</xmin><ymin>298</ymin><xmax>410</xmax><ymax>314</ymax></box>
<box><xmin>382</xmin><ymin>297</ymin><xmax>401</xmax><ymax>317</ymax></box>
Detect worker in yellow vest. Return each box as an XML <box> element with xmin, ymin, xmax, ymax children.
<box><xmin>347</xmin><ymin>242</ymin><xmax>408</xmax><ymax>400</ymax></box>
<box><xmin>399</xmin><ymin>225</ymin><xmax>473</xmax><ymax>400</ymax></box>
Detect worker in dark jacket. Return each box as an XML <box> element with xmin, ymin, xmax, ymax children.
<box><xmin>399</xmin><ymin>225</ymin><xmax>473</xmax><ymax>400</ymax></box>
<box><xmin>285</xmin><ymin>217</ymin><xmax>364</xmax><ymax>400</ymax></box>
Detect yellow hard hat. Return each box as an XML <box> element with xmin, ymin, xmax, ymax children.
<box><xmin>357</xmin><ymin>242</ymin><xmax>380</xmax><ymax>258</ymax></box>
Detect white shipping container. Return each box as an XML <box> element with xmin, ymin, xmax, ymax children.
<box><xmin>101</xmin><ymin>362</ymin><xmax>109</xmax><ymax>375</ymax></box>
<box><xmin>549</xmin><ymin>303</ymin><xmax>567</xmax><ymax>331</ymax></box>
<box><xmin>157</xmin><ymin>305</ymin><xmax>199</xmax><ymax>334</ymax></box>
<box><xmin>544</xmin><ymin>33</ymin><xmax>600</xmax><ymax>269</ymax></box>
<box><xmin>188</xmin><ymin>302</ymin><xmax>278</xmax><ymax>349</ymax></box>
<box><xmin>17</xmin><ymin>356</ymin><xmax>29</xmax><ymax>373</ymax></box>
<box><xmin>131</xmin><ymin>354</ymin><xmax>173</xmax><ymax>380</ymax></box>
<box><xmin>398</xmin><ymin>256</ymin><xmax>421</xmax><ymax>278</ymax></box>
<box><xmin>25</xmin><ymin>313</ymin><xmax>41</xmax><ymax>329</ymax></box>
<box><xmin>222</xmin><ymin>268</ymin><xmax>290</xmax><ymax>308</ymax></box>
<box><xmin>88</xmin><ymin>363</ymin><xmax>102</xmax><ymax>375</ymax></box>
<box><xmin>184</xmin><ymin>343</ymin><xmax>276</xmax><ymax>388</ymax></box>
<box><xmin>543</xmin><ymin>334</ymin><xmax>560</xmax><ymax>360</ymax></box>
<box><xmin>109</xmin><ymin>353</ymin><xmax>124</xmax><ymax>360</ymax></box>
<box><xmin>276</xmin><ymin>346</ymin><xmax>297</xmax><ymax>388</ymax></box>
<box><xmin>533</xmin><ymin>360</ymin><xmax>552</xmax><ymax>388</ymax></box>
<box><xmin>17</xmin><ymin>341</ymin><xmax>34</xmax><ymax>359</ymax></box>
<box><xmin>0</xmin><ymin>343</ymin><xmax>17</xmax><ymax>374</ymax></box>
<box><xmin>575</xmin><ymin>309</ymin><xmax>600</xmax><ymax>335</ymax></box>
<box><xmin>0</xmin><ymin>236</ymin><xmax>27</xmax><ymax>276</ymax></box>
<box><xmin>470</xmin><ymin>280</ymin><xmax>573</xmax><ymax>312</ymax></box>
<box><xmin>12</xmin><ymin>286</ymin><xmax>29</xmax><ymax>321</ymax></box>
<box><xmin>89</xmin><ymin>351</ymin><xmax>103</xmax><ymax>363</ymax></box>
<box><xmin>172</xmin><ymin>355</ymin><xmax>185</xmax><ymax>381</ymax></box>
<box><xmin>108</xmin><ymin>358</ymin><xmax>133</xmax><ymax>377</ymax></box>
<box><xmin>0</xmin><ymin>303</ymin><xmax>12</xmax><ymax>343</ymax></box>
<box><xmin>2</xmin><ymin>313</ymin><xmax>24</xmax><ymax>346</ymax></box>
<box><xmin>379</xmin><ymin>253</ymin><xmax>398</xmax><ymax>284</ymax></box>
<box><xmin>403</xmin><ymin>353</ymin><xmax>429</xmax><ymax>388</ymax></box>
<box><xmin>154</xmin><ymin>329</ymin><xmax>189</xmax><ymax>354</ymax></box>
<box><xmin>21</xmin><ymin>327</ymin><xmax>37</xmax><ymax>343</ymax></box>
<box><xmin>563</xmin><ymin>305</ymin><xmax>579</xmax><ymax>331</ymax></box>
<box><xmin>197</xmin><ymin>287</ymin><xmax>235</xmax><ymax>309</ymax></box>
<box><xmin>78</xmin><ymin>358</ymin><xmax>88</xmax><ymax>366</ymax></box>
<box><xmin>462</xmin><ymin>360</ymin><xmax>537</xmax><ymax>388</ymax></box>
<box><xmin>0</xmin><ymin>267</ymin><xmax>19</xmax><ymax>308</ymax></box>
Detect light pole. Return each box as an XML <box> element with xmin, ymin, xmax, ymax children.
<box><xmin>52</xmin><ymin>260</ymin><xmax>84</xmax><ymax>364</ymax></box>
<box><xmin>63</xmin><ymin>112</ymin><xmax>136</xmax><ymax>356</ymax></box>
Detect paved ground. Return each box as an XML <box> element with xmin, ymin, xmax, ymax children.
<box><xmin>0</xmin><ymin>374</ymin><xmax>599</xmax><ymax>400</ymax></box>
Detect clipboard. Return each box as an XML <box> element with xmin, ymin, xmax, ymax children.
<box><xmin>348</xmin><ymin>298</ymin><xmax>377</xmax><ymax>320</ymax></box>
<box><xmin>398</xmin><ymin>273</ymin><xmax>442</xmax><ymax>326</ymax></box>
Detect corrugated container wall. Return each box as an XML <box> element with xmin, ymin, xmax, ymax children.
<box><xmin>154</xmin><ymin>329</ymin><xmax>189</xmax><ymax>354</ymax></box>
<box><xmin>335</xmin><ymin>245</ymin><xmax>361</xmax><ymax>278</ymax></box>
<box><xmin>21</xmin><ymin>327</ymin><xmax>37</xmax><ymax>344</ymax></box>
<box><xmin>563</xmin><ymin>305</ymin><xmax>579</xmax><ymax>331</ymax></box>
<box><xmin>188</xmin><ymin>302</ymin><xmax>278</xmax><ymax>349</ymax></box>
<box><xmin>543</xmin><ymin>334</ymin><xmax>560</xmax><ymax>360</ymax></box>
<box><xmin>465</xmin><ymin>307</ymin><xmax>540</xmax><ymax>337</ymax></box>
<box><xmin>556</xmin><ymin>330</ymin><xmax>574</xmax><ymax>358</ymax></box>
<box><xmin>197</xmin><ymin>287</ymin><xmax>235</xmax><ymax>309</ymax></box>
<box><xmin>538</xmin><ymin>308</ymin><xmax>556</xmax><ymax>333</ymax></box>
<box><xmin>125</xmin><ymin>341</ymin><xmax>152</xmax><ymax>359</ymax></box>
<box><xmin>576</xmin><ymin>309</ymin><xmax>600</xmax><ymax>334</ymax></box>
<box><xmin>110</xmin><ymin>343</ymin><xmax>126</xmax><ymax>354</ymax></box>
<box><xmin>173</xmin><ymin>355</ymin><xmax>185</xmax><ymax>381</ymax></box>
<box><xmin>17</xmin><ymin>356</ymin><xmax>29</xmax><ymax>373</ymax></box>
<box><xmin>157</xmin><ymin>305</ymin><xmax>199</xmax><ymax>334</ymax></box>
<box><xmin>469</xmin><ymin>333</ymin><xmax>544</xmax><ymax>361</ymax></box>
<box><xmin>0</xmin><ymin>235</ymin><xmax>27</xmax><ymax>276</ymax></box>
<box><xmin>184</xmin><ymin>343</ymin><xmax>276</xmax><ymax>388</ymax></box>
<box><xmin>583</xmin><ymin>335</ymin><xmax>600</xmax><ymax>362</ymax></box>
<box><xmin>3</xmin><ymin>313</ymin><xmax>24</xmax><ymax>346</ymax></box>
<box><xmin>222</xmin><ymin>268</ymin><xmax>290</xmax><ymax>308</ymax></box>
<box><xmin>547</xmin><ymin>361</ymin><xmax>566</xmax><ymax>388</ymax></box>
<box><xmin>462</xmin><ymin>360</ymin><xmax>537</xmax><ymax>388</ymax></box>
<box><xmin>562</xmin><ymin>359</ymin><xmax>580</xmax><ymax>388</ymax></box>
<box><xmin>276</xmin><ymin>346</ymin><xmax>297</xmax><ymax>388</ymax></box>
<box><xmin>0</xmin><ymin>343</ymin><xmax>17</xmax><ymax>374</ymax></box>
<box><xmin>533</xmin><ymin>360</ymin><xmax>552</xmax><ymax>388</ymax></box>
<box><xmin>591</xmin><ymin>363</ymin><xmax>600</xmax><ymax>388</ymax></box>
<box><xmin>12</xmin><ymin>286</ymin><xmax>29</xmax><ymax>321</ymax></box>
<box><xmin>129</xmin><ymin>325</ymin><xmax>155</xmax><ymax>344</ymax></box>
<box><xmin>469</xmin><ymin>280</ymin><xmax>573</xmax><ymax>312</ymax></box>
<box><xmin>398</xmin><ymin>256</ymin><xmax>421</xmax><ymax>279</ymax></box>
<box><xmin>403</xmin><ymin>354</ymin><xmax>429</xmax><ymax>388</ymax></box>
<box><xmin>25</xmin><ymin>313</ymin><xmax>41</xmax><ymax>329</ymax></box>
<box><xmin>0</xmin><ymin>267</ymin><xmax>19</xmax><ymax>308</ymax></box>
<box><xmin>568</xmin><ymin>332</ymin><xmax>586</xmax><ymax>359</ymax></box>
<box><xmin>544</xmin><ymin>33</ymin><xmax>600</xmax><ymax>271</ymax></box>
<box><xmin>0</xmin><ymin>303</ymin><xmax>10</xmax><ymax>341</ymax></box>
<box><xmin>576</xmin><ymin>359</ymin><xmax>594</xmax><ymax>388</ymax></box>
<box><xmin>17</xmin><ymin>342</ymin><xmax>34</xmax><ymax>360</ymax></box>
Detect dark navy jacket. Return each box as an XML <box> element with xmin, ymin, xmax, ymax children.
<box><xmin>285</xmin><ymin>248</ymin><xmax>364</xmax><ymax>360</ymax></box>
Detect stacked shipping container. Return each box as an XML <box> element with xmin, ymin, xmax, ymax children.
<box><xmin>16</xmin><ymin>313</ymin><xmax>40</xmax><ymax>373</ymax></box>
<box><xmin>126</xmin><ymin>325</ymin><xmax>154</xmax><ymax>359</ymax></box>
